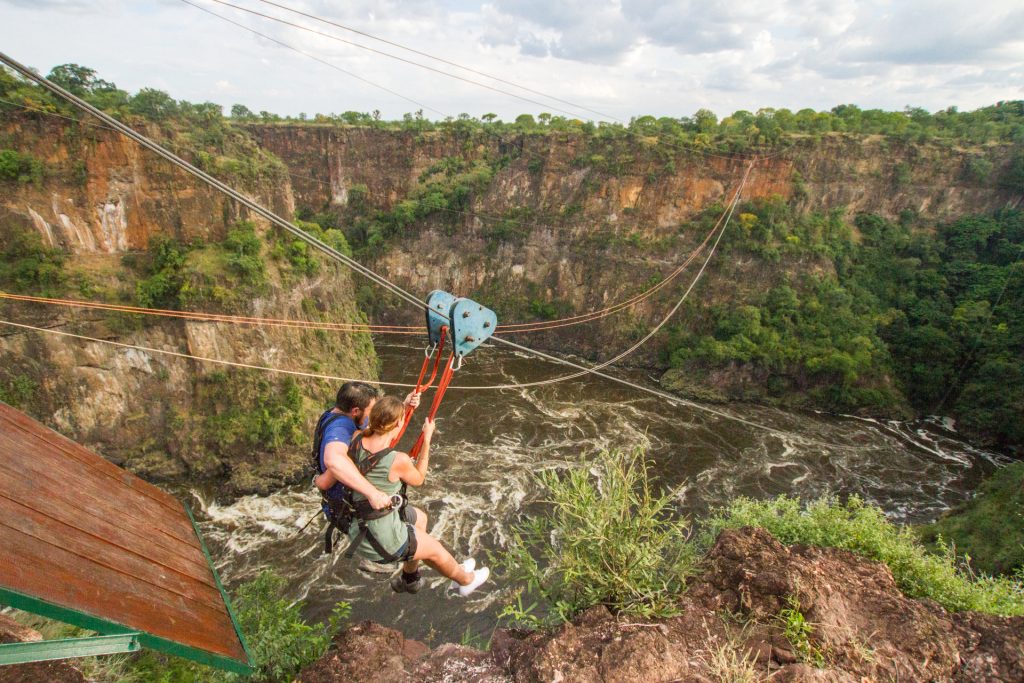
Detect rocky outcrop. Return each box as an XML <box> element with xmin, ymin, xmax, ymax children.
<box><xmin>299</xmin><ymin>528</ymin><xmax>1024</xmax><ymax>682</ymax></box>
<box><xmin>0</xmin><ymin>114</ymin><xmax>376</xmax><ymax>494</ymax></box>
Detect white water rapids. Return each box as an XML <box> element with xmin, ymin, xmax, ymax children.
<box><xmin>186</xmin><ymin>341</ymin><xmax>1006</xmax><ymax>642</ymax></box>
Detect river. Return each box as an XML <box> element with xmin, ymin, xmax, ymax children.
<box><xmin>187</xmin><ymin>340</ymin><xmax>1007</xmax><ymax>644</ymax></box>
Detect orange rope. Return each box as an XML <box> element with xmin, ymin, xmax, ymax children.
<box><xmin>0</xmin><ymin>292</ymin><xmax>419</xmax><ymax>333</ymax></box>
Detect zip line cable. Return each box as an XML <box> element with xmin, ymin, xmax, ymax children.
<box><xmin>178</xmin><ymin>0</ymin><xmax>444</xmax><ymax>117</ymax></box>
<box><xmin>0</xmin><ymin>293</ymin><xmax>420</xmax><ymax>334</ymax></box>
<box><xmin>0</xmin><ymin>52</ymin><xmax>793</xmax><ymax>437</ymax></box>
<box><xmin>251</xmin><ymin>0</ymin><xmax>621</xmax><ymax>122</ymax></box>
<box><xmin>0</xmin><ymin>319</ymin><xmax>418</xmax><ymax>388</ymax></box>
<box><xmin>188</xmin><ymin>0</ymin><xmax>593</xmax><ymax>121</ymax></box>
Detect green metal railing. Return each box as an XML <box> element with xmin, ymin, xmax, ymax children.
<box><xmin>0</xmin><ymin>633</ymin><xmax>141</xmax><ymax>666</ymax></box>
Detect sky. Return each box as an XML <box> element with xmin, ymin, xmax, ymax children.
<box><xmin>1</xmin><ymin>0</ymin><xmax>1022</xmax><ymax>123</ymax></box>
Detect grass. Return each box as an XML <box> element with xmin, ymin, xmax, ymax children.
<box><xmin>705</xmin><ymin>495</ymin><xmax>1024</xmax><ymax>617</ymax></box>
<box><xmin>498</xmin><ymin>449</ymin><xmax>698</xmax><ymax>626</ymax></box>
<box><xmin>776</xmin><ymin>594</ymin><xmax>825</xmax><ymax>667</ymax></box>
<box><xmin>500</xmin><ymin>451</ymin><xmax>1024</xmax><ymax>630</ymax></box>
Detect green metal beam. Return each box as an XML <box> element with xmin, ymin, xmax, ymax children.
<box><xmin>183</xmin><ymin>502</ymin><xmax>255</xmax><ymax>670</ymax></box>
<box><xmin>0</xmin><ymin>586</ymin><xmax>252</xmax><ymax>675</ymax></box>
<box><xmin>0</xmin><ymin>633</ymin><xmax>140</xmax><ymax>666</ymax></box>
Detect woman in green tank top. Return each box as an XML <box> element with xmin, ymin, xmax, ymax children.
<box><xmin>347</xmin><ymin>395</ymin><xmax>489</xmax><ymax>597</ymax></box>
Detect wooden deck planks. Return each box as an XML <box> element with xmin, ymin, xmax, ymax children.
<box><xmin>0</xmin><ymin>403</ymin><xmax>248</xmax><ymax>665</ymax></box>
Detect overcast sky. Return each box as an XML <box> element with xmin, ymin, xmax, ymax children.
<box><xmin>1</xmin><ymin>0</ymin><xmax>1022</xmax><ymax>122</ymax></box>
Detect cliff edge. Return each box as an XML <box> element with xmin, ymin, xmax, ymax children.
<box><xmin>298</xmin><ymin>527</ymin><xmax>1024</xmax><ymax>682</ymax></box>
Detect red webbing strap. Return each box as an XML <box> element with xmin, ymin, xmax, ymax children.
<box><xmin>408</xmin><ymin>353</ymin><xmax>457</xmax><ymax>460</ymax></box>
<box><xmin>391</xmin><ymin>327</ymin><xmax>447</xmax><ymax>448</ymax></box>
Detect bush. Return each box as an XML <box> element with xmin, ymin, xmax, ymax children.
<box><xmin>0</xmin><ymin>148</ymin><xmax>45</xmax><ymax>184</ymax></box>
<box><xmin>0</xmin><ymin>374</ymin><xmax>36</xmax><ymax>409</ymax></box>
<box><xmin>500</xmin><ymin>449</ymin><xmax>697</xmax><ymax>626</ymax></box>
<box><xmin>223</xmin><ymin>220</ymin><xmax>266</xmax><ymax>286</ymax></box>
<box><xmin>0</xmin><ymin>223</ymin><xmax>66</xmax><ymax>294</ymax></box>
<box><xmin>705</xmin><ymin>495</ymin><xmax>1024</xmax><ymax>616</ymax></box>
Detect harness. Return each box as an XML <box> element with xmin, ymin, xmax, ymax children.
<box><xmin>313</xmin><ymin>421</ymin><xmax>405</xmax><ymax>560</ymax></box>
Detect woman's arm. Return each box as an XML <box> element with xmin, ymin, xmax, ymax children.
<box><xmin>390</xmin><ymin>417</ymin><xmax>435</xmax><ymax>487</ymax></box>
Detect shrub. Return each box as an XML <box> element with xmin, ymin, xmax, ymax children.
<box><xmin>500</xmin><ymin>449</ymin><xmax>697</xmax><ymax>626</ymax></box>
<box><xmin>0</xmin><ymin>374</ymin><xmax>36</xmax><ymax>409</ymax></box>
<box><xmin>0</xmin><ymin>149</ymin><xmax>45</xmax><ymax>184</ymax></box>
<box><xmin>0</xmin><ymin>224</ymin><xmax>66</xmax><ymax>294</ymax></box>
<box><xmin>705</xmin><ymin>495</ymin><xmax>1024</xmax><ymax>616</ymax></box>
<box><xmin>223</xmin><ymin>220</ymin><xmax>266</xmax><ymax>287</ymax></box>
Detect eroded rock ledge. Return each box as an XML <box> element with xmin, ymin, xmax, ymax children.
<box><xmin>299</xmin><ymin>527</ymin><xmax>1024</xmax><ymax>683</ymax></box>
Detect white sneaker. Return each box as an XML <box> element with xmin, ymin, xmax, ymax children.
<box><xmin>449</xmin><ymin>558</ymin><xmax>476</xmax><ymax>592</ymax></box>
<box><xmin>457</xmin><ymin>567</ymin><xmax>490</xmax><ymax>597</ymax></box>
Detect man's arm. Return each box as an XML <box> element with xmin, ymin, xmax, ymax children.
<box><xmin>321</xmin><ymin>442</ymin><xmax>390</xmax><ymax>509</ymax></box>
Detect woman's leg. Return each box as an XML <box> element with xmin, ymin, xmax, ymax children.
<box><xmin>401</xmin><ymin>506</ymin><xmax>428</xmax><ymax>575</ymax></box>
<box><xmin>411</xmin><ymin>527</ymin><xmax>473</xmax><ymax>585</ymax></box>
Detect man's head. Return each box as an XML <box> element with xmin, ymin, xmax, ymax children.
<box><xmin>335</xmin><ymin>382</ymin><xmax>380</xmax><ymax>423</ymax></box>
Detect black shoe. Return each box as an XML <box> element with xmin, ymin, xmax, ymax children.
<box><xmin>390</xmin><ymin>571</ymin><xmax>423</xmax><ymax>594</ymax></box>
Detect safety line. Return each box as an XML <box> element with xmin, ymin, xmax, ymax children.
<box><xmin>486</xmin><ymin>160</ymin><xmax>752</xmax><ymax>388</ymax></box>
<box><xmin>191</xmin><ymin>0</ymin><xmax>601</xmax><ymax>122</ymax></box>
<box><xmin>0</xmin><ymin>319</ymin><xmax>416</xmax><ymax>388</ymax></box>
<box><xmin>0</xmin><ymin>292</ymin><xmax>419</xmax><ymax>333</ymax></box>
<box><xmin>186</xmin><ymin>0</ymin><xmax>773</xmax><ymax>163</ymax></box>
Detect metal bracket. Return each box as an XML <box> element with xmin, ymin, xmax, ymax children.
<box><xmin>424</xmin><ymin>290</ymin><xmax>456</xmax><ymax>346</ymax></box>
<box><xmin>449</xmin><ymin>297</ymin><xmax>498</xmax><ymax>357</ymax></box>
<box><xmin>0</xmin><ymin>633</ymin><xmax>141</xmax><ymax>666</ymax></box>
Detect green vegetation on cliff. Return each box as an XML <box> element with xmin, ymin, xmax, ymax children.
<box><xmin>501</xmin><ymin>450</ymin><xmax>696</xmax><ymax>625</ymax></box>
<box><xmin>0</xmin><ymin>218</ymin><xmax>66</xmax><ymax>295</ymax></box>
<box><xmin>707</xmin><ymin>495</ymin><xmax>1024</xmax><ymax>615</ymax></box>
<box><xmin>667</xmin><ymin>206</ymin><xmax>1024</xmax><ymax>450</ymax></box>
<box><xmin>919</xmin><ymin>462</ymin><xmax>1024</xmax><ymax>576</ymax></box>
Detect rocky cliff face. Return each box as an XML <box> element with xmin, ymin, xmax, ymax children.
<box><xmin>1</xmin><ymin>115</ymin><xmax>1019</xmax><ymax>489</ymax></box>
<box><xmin>297</xmin><ymin>527</ymin><xmax>1024</xmax><ymax>682</ymax></box>
<box><xmin>0</xmin><ymin>114</ymin><xmax>375</xmax><ymax>494</ymax></box>
<box><xmin>252</xmin><ymin>126</ymin><xmax>1020</xmax><ymax>361</ymax></box>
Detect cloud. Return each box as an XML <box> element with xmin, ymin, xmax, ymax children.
<box><xmin>483</xmin><ymin>0</ymin><xmax>638</xmax><ymax>63</ymax></box>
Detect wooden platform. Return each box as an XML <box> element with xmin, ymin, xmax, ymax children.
<box><xmin>0</xmin><ymin>402</ymin><xmax>250</xmax><ymax>671</ymax></box>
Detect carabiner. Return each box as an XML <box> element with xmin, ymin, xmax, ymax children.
<box><xmin>452</xmin><ymin>354</ymin><xmax>464</xmax><ymax>371</ymax></box>
<box><xmin>423</xmin><ymin>342</ymin><xmax>437</xmax><ymax>359</ymax></box>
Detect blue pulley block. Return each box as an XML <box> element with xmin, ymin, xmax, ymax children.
<box><xmin>425</xmin><ymin>290</ymin><xmax>456</xmax><ymax>346</ymax></box>
<box><xmin>449</xmin><ymin>297</ymin><xmax>498</xmax><ymax>357</ymax></box>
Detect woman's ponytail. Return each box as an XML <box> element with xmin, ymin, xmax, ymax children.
<box><xmin>360</xmin><ymin>395</ymin><xmax>404</xmax><ymax>439</ymax></box>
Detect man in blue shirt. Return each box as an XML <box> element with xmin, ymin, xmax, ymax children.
<box><xmin>314</xmin><ymin>381</ymin><xmax>419</xmax><ymax>509</ymax></box>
